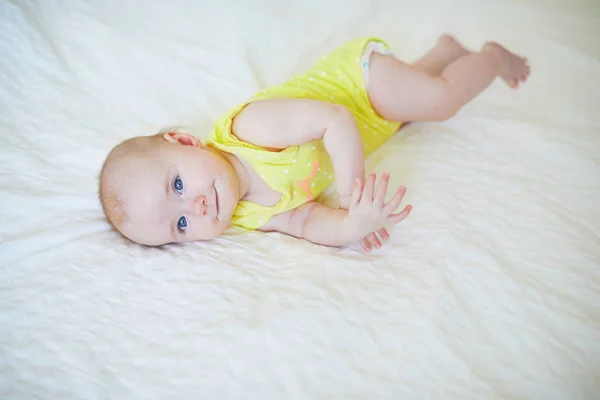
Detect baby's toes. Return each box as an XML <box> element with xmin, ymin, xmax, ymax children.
<box><xmin>518</xmin><ymin>72</ymin><xmax>526</xmax><ymax>82</ymax></box>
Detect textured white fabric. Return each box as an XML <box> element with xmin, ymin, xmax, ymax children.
<box><xmin>1</xmin><ymin>0</ymin><xmax>599</xmax><ymax>399</ymax></box>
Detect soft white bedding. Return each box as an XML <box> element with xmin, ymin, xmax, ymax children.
<box><xmin>1</xmin><ymin>0</ymin><xmax>599</xmax><ymax>398</ymax></box>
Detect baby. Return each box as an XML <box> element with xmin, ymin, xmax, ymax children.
<box><xmin>99</xmin><ymin>35</ymin><xmax>529</xmax><ymax>252</ymax></box>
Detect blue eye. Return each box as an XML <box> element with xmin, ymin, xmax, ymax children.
<box><xmin>177</xmin><ymin>216</ymin><xmax>187</xmax><ymax>232</ymax></box>
<box><xmin>173</xmin><ymin>176</ymin><xmax>184</xmax><ymax>194</ymax></box>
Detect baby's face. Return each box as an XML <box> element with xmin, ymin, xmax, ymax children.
<box><xmin>112</xmin><ymin>132</ymin><xmax>240</xmax><ymax>246</ymax></box>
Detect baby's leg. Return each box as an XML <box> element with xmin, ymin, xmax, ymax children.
<box><xmin>368</xmin><ymin>35</ymin><xmax>530</xmax><ymax>122</ymax></box>
<box><xmin>412</xmin><ymin>34</ymin><xmax>471</xmax><ymax>77</ymax></box>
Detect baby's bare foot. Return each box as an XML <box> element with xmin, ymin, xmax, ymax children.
<box><xmin>483</xmin><ymin>42</ymin><xmax>530</xmax><ymax>88</ymax></box>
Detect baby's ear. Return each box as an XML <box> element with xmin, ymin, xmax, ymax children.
<box><xmin>162</xmin><ymin>131</ymin><xmax>201</xmax><ymax>147</ymax></box>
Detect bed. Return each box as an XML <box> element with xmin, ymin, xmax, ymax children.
<box><xmin>1</xmin><ymin>0</ymin><xmax>599</xmax><ymax>398</ymax></box>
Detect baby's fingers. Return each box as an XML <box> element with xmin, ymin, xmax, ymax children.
<box><xmin>366</xmin><ymin>232</ymin><xmax>382</xmax><ymax>249</ymax></box>
<box><xmin>359</xmin><ymin>237</ymin><xmax>372</xmax><ymax>252</ymax></box>
<box><xmin>377</xmin><ymin>228</ymin><xmax>389</xmax><ymax>241</ymax></box>
<box><xmin>383</xmin><ymin>185</ymin><xmax>407</xmax><ymax>215</ymax></box>
<box><xmin>374</xmin><ymin>173</ymin><xmax>390</xmax><ymax>206</ymax></box>
<box><xmin>363</xmin><ymin>172</ymin><xmax>376</xmax><ymax>200</ymax></box>
<box><xmin>389</xmin><ymin>204</ymin><xmax>413</xmax><ymax>224</ymax></box>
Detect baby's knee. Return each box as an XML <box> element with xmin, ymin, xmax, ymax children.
<box><xmin>482</xmin><ymin>42</ymin><xmax>503</xmax><ymax>72</ymax></box>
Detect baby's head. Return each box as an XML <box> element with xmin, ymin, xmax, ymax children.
<box><xmin>99</xmin><ymin>130</ymin><xmax>241</xmax><ymax>246</ymax></box>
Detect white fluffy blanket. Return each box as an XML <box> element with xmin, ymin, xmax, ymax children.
<box><xmin>1</xmin><ymin>0</ymin><xmax>599</xmax><ymax>398</ymax></box>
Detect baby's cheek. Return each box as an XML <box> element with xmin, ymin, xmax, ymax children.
<box><xmin>191</xmin><ymin>219</ymin><xmax>226</xmax><ymax>241</ymax></box>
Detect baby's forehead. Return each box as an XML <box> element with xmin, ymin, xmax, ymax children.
<box><xmin>116</xmin><ymin>164</ymin><xmax>166</xmax><ymax>217</ymax></box>
<box><xmin>104</xmin><ymin>150</ymin><xmax>162</xmax><ymax>196</ymax></box>
<box><xmin>117</xmin><ymin>174</ymin><xmax>171</xmax><ymax>245</ymax></box>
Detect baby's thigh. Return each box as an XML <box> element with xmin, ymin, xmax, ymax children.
<box><xmin>368</xmin><ymin>53</ymin><xmax>447</xmax><ymax>122</ymax></box>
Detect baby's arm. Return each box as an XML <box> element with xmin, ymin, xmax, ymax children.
<box><xmin>232</xmin><ymin>98</ymin><xmax>365</xmax><ymax>203</ymax></box>
<box><xmin>260</xmin><ymin>202</ymin><xmax>359</xmax><ymax>247</ymax></box>
<box><xmin>259</xmin><ymin>173</ymin><xmax>412</xmax><ymax>249</ymax></box>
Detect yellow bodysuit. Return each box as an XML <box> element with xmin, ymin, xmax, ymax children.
<box><xmin>208</xmin><ymin>37</ymin><xmax>402</xmax><ymax>230</ymax></box>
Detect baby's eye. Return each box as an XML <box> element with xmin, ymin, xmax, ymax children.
<box><xmin>177</xmin><ymin>216</ymin><xmax>187</xmax><ymax>232</ymax></box>
<box><xmin>173</xmin><ymin>176</ymin><xmax>184</xmax><ymax>194</ymax></box>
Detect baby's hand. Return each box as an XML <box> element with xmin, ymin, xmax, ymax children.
<box><xmin>346</xmin><ymin>173</ymin><xmax>412</xmax><ymax>252</ymax></box>
<box><xmin>340</xmin><ymin>189</ymin><xmax>388</xmax><ymax>251</ymax></box>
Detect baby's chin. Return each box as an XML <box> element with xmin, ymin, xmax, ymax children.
<box><xmin>216</xmin><ymin>210</ymin><xmax>234</xmax><ymax>232</ymax></box>
<box><xmin>215</xmin><ymin>180</ymin><xmax>238</xmax><ymax>221</ymax></box>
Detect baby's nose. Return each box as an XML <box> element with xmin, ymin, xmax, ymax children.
<box><xmin>191</xmin><ymin>195</ymin><xmax>208</xmax><ymax>216</ymax></box>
